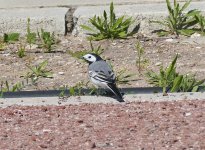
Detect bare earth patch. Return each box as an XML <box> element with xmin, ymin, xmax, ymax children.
<box><xmin>0</xmin><ymin>100</ymin><xmax>204</xmax><ymax>149</ymax></box>
<box><xmin>0</xmin><ymin>35</ymin><xmax>205</xmax><ymax>90</ymax></box>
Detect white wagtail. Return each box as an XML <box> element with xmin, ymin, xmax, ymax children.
<box><xmin>82</xmin><ymin>53</ymin><xmax>124</xmax><ymax>102</ymax></box>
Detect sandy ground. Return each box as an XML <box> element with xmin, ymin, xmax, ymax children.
<box><xmin>0</xmin><ymin>35</ymin><xmax>205</xmax><ymax>91</ymax></box>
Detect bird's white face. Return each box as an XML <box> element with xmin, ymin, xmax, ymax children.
<box><xmin>82</xmin><ymin>54</ymin><xmax>97</xmax><ymax>63</ymax></box>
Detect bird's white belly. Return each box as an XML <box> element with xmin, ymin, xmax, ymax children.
<box><xmin>90</xmin><ymin>77</ymin><xmax>108</xmax><ymax>89</ymax></box>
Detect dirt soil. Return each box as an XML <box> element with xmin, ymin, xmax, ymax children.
<box><xmin>0</xmin><ymin>100</ymin><xmax>204</xmax><ymax>149</ymax></box>
<box><xmin>0</xmin><ymin>34</ymin><xmax>205</xmax><ymax>90</ymax></box>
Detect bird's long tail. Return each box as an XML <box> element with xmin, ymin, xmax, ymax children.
<box><xmin>107</xmin><ymin>83</ymin><xmax>124</xmax><ymax>102</ymax></box>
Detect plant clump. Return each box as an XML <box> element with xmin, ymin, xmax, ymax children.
<box><xmin>152</xmin><ymin>0</ymin><xmax>205</xmax><ymax>37</ymax></box>
<box><xmin>146</xmin><ymin>54</ymin><xmax>205</xmax><ymax>95</ymax></box>
<box><xmin>81</xmin><ymin>2</ymin><xmax>138</xmax><ymax>40</ymax></box>
<box><xmin>25</xmin><ymin>60</ymin><xmax>53</xmax><ymax>84</ymax></box>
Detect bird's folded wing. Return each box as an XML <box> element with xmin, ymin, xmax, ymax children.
<box><xmin>89</xmin><ymin>71</ymin><xmax>115</xmax><ymax>83</ymax></box>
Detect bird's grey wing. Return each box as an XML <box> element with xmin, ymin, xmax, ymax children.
<box><xmin>89</xmin><ymin>61</ymin><xmax>115</xmax><ymax>83</ymax></box>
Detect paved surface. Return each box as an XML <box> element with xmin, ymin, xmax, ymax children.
<box><xmin>1</xmin><ymin>1</ymin><xmax>205</xmax><ymax>35</ymax></box>
<box><xmin>72</xmin><ymin>1</ymin><xmax>205</xmax><ymax>36</ymax></box>
<box><xmin>0</xmin><ymin>0</ymin><xmax>196</xmax><ymax>8</ymax></box>
<box><xmin>0</xmin><ymin>92</ymin><xmax>204</xmax><ymax>107</ymax></box>
<box><xmin>0</xmin><ymin>7</ymin><xmax>68</xmax><ymax>35</ymax></box>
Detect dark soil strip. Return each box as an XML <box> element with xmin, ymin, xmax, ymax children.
<box><xmin>2</xmin><ymin>86</ymin><xmax>205</xmax><ymax>98</ymax></box>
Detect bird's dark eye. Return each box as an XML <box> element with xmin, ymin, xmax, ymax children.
<box><xmin>88</xmin><ymin>56</ymin><xmax>91</xmax><ymax>59</ymax></box>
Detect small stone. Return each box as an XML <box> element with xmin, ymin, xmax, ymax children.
<box><xmin>185</xmin><ymin>112</ymin><xmax>191</xmax><ymax>116</ymax></box>
<box><xmin>196</xmin><ymin>46</ymin><xmax>201</xmax><ymax>49</ymax></box>
<box><xmin>43</xmin><ymin>129</ymin><xmax>51</xmax><ymax>133</ymax></box>
<box><xmin>3</xmin><ymin>53</ymin><xmax>10</xmax><ymax>57</ymax></box>
<box><xmin>155</xmin><ymin>62</ymin><xmax>162</xmax><ymax>66</ymax></box>
<box><xmin>111</xmin><ymin>42</ymin><xmax>117</xmax><ymax>46</ymax></box>
<box><xmin>58</xmin><ymin>72</ymin><xmax>64</xmax><ymax>75</ymax></box>
<box><xmin>191</xmin><ymin>33</ymin><xmax>201</xmax><ymax>38</ymax></box>
<box><xmin>165</xmin><ymin>38</ymin><xmax>174</xmax><ymax>42</ymax></box>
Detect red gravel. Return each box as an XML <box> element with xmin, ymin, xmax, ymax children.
<box><xmin>0</xmin><ymin>100</ymin><xmax>204</xmax><ymax>149</ymax></box>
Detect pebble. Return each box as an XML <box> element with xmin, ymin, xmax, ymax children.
<box><xmin>196</xmin><ymin>46</ymin><xmax>201</xmax><ymax>49</ymax></box>
<box><xmin>184</xmin><ymin>112</ymin><xmax>192</xmax><ymax>117</ymax></box>
<box><xmin>165</xmin><ymin>38</ymin><xmax>174</xmax><ymax>42</ymax></box>
<box><xmin>191</xmin><ymin>33</ymin><xmax>201</xmax><ymax>38</ymax></box>
<box><xmin>42</xmin><ymin>129</ymin><xmax>52</xmax><ymax>133</ymax></box>
<box><xmin>3</xmin><ymin>53</ymin><xmax>10</xmax><ymax>57</ymax></box>
<box><xmin>111</xmin><ymin>43</ymin><xmax>117</xmax><ymax>46</ymax></box>
<box><xmin>58</xmin><ymin>72</ymin><xmax>64</xmax><ymax>75</ymax></box>
<box><xmin>155</xmin><ymin>62</ymin><xmax>162</xmax><ymax>66</ymax></box>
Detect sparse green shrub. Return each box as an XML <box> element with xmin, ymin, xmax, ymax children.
<box><xmin>68</xmin><ymin>82</ymin><xmax>85</xmax><ymax>96</ymax></box>
<box><xmin>152</xmin><ymin>0</ymin><xmax>201</xmax><ymax>37</ymax></box>
<box><xmin>59</xmin><ymin>85</ymin><xmax>69</xmax><ymax>98</ymax></box>
<box><xmin>17</xmin><ymin>44</ymin><xmax>26</xmax><ymax>58</ymax></box>
<box><xmin>0</xmin><ymin>80</ymin><xmax>25</xmax><ymax>97</ymax></box>
<box><xmin>0</xmin><ymin>40</ymin><xmax>5</xmax><ymax>51</ymax></box>
<box><xmin>146</xmin><ymin>54</ymin><xmax>205</xmax><ymax>94</ymax></box>
<box><xmin>37</xmin><ymin>29</ymin><xmax>55</xmax><ymax>52</ymax></box>
<box><xmin>179</xmin><ymin>74</ymin><xmax>205</xmax><ymax>92</ymax></box>
<box><xmin>195</xmin><ymin>14</ymin><xmax>205</xmax><ymax>35</ymax></box>
<box><xmin>26</xmin><ymin>18</ymin><xmax>36</xmax><ymax>48</ymax></box>
<box><xmin>135</xmin><ymin>41</ymin><xmax>149</xmax><ymax>74</ymax></box>
<box><xmin>81</xmin><ymin>2</ymin><xmax>137</xmax><ymax>40</ymax></box>
<box><xmin>3</xmin><ymin>33</ymin><xmax>20</xmax><ymax>43</ymax></box>
<box><xmin>25</xmin><ymin>60</ymin><xmax>53</xmax><ymax>84</ymax></box>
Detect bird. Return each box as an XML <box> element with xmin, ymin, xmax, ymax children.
<box><xmin>82</xmin><ymin>53</ymin><xmax>124</xmax><ymax>102</ymax></box>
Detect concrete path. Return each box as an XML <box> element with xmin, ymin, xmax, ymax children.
<box><xmin>0</xmin><ymin>0</ymin><xmax>197</xmax><ymax>8</ymax></box>
<box><xmin>0</xmin><ymin>8</ymin><xmax>68</xmax><ymax>35</ymax></box>
<box><xmin>0</xmin><ymin>92</ymin><xmax>204</xmax><ymax>108</ymax></box>
<box><xmin>1</xmin><ymin>1</ymin><xmax>205</xmax><ymax>35</ymax></box>
<box><xmin>72</xmin><ymin>1</ymin><xmax>205</xmax><ymax>36</ymax></box>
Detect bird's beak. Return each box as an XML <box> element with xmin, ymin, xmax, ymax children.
<box><xmin>80</xmin><ymin>56</ymin><xmax>84</xmax><ymax>59</ymax></box>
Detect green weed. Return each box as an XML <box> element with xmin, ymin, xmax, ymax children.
<box><xmin>69</xmin><ymin>81</ymin><xmax>86</xmax><ymax>96</ymax></box>
<box><xmin>195</xmin><ymin>14</ymin><xmax>205</xmax><ymax>35</ymax></box>
<box><xmin>81</xmin><ymin>2</ymin><xmax>136</xmax><ymax>40</ymax></box>
<box><xmin>179</xmin><ymin>74</ymin><xmax>205</xmax><ymax>92</ymax></box>
<box><xmin>152</xmin><ymin>0</ymin><xmax>201</xmax><ymax>37</ymax></box>
<box><xmin>26</xmin><ymin>18</ymin><xmax>36</xmax><ymax>48</ymax></box>
<box><xmin>146</xmin><ymin>54</ymin><xmax>205</xmax><ymax>94</ymax></box>
<box><xmin>0</xmin><ymin>41</ymin><xmax>5</xmax><ymax>51</ymax></box>
<box><xmin>17</xmin><ymin>44</ymin><xmax>26</xmax><ymax>58</ymax></box>
<box><xmin>135</xmin><ymin>41</ymin><xmax>149</xmax><ymax>74</ymax></box>
<box><xmin>59</xmin><ymin>85</ymin><xmax>69</xmax><ymax>98</ymax></box>
<box><xmin>25</xmin><ymin>60</ymin><xmax>53</xmax><ymax>84</ymax></box>
<box><xmin>3</xmin><ymin>33</ymin><xmax>20</xmax><ymax>43</ymax></box>
<box><xmin>0</xmin><ymin>80</ymin><xmax>25</xmax><ymax>97</ymax></box>
<box><xmin>37</xmin><ymin>29</ymin><xmax>55</xmax><ymax>52</ymax></box>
